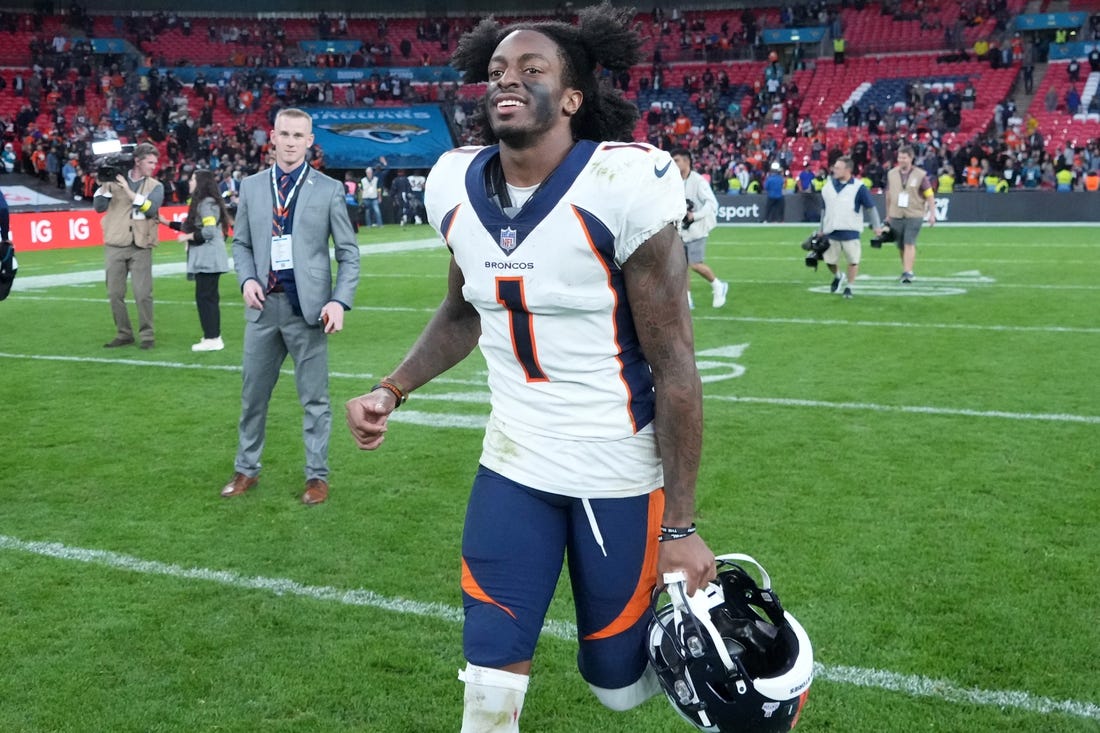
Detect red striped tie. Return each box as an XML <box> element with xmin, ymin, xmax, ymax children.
<box><xmin>267</xmin><ymin>172</ymin><xmax>293</xmax><ymax>293</ymax></box>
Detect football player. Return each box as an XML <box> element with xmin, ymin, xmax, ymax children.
<box><xmin>346</xmin><ymin>3</ymin><xmax>716</xmax><ymax>731</ymax></box>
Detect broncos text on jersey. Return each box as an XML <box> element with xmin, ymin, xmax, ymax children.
<box><xmin>425</xmin><ymin>141</ymin><xmax>686</xmax><ymax>498</ymax></box>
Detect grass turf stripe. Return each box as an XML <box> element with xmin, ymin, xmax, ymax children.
<box><xmin>2</xmin><ymin>533</ymin><xmax>1096</xmax><ymax>722</ymax></box>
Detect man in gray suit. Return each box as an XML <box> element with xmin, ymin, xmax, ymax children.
<box><xmin>222</xmin><ymin>108</ymin><xmax>360</xmax><ymax>505</ymax></box>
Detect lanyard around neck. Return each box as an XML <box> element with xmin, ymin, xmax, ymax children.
<box><xmin>271</xmin><ymin>165</ymin><xmax>306</xmax><ymax>221</ymax></box>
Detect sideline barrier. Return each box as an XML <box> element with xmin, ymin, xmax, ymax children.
<box><xmin>12</xmin><ymin>205</ymin><xmax>190</xmax><ymax>252</ymax></box>
<box><xmin>716</xmin><ymin>191</ymin><xmax>1100</xmax><ymax>224</ymax></box>
<box><xmin>10</xmin><ymin>192</ymin><xmax>1100</xmax><ymax>251</ymax></box>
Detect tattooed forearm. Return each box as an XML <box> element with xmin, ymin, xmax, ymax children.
<box><xmin>624</xmin><ymin>224</ymin><xmax>704</xmax><ymax>526</ymax></box>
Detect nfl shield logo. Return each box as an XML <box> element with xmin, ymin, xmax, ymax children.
<box><xmin>499</xmin><ymin>227</ymin><xmax>518</xmax><ymax>253</ymax></box>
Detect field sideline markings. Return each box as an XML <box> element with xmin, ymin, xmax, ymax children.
<box><xmin>10</xmin><ymin>238</ymin><xmax>444</xmax><ymax>292</ymax></box>
<box><xmin>692</xmin><ymin>314</ymin><xmax>1100</xmax><ymax>335</ymax></box>
<box><xmin>7</xmin><ymin>297</ymin><xmax>1100</xmax><ymax>334</ymax></box>
<box><xmin>0</xmin><ymin>533</ymin><xmax>1096</xmax><ymax>723</ymax></box>
<box><xmin>732</xmin><ymin>278</ymin><xmax>1100</xmax><ymax>291</ymax></box>
<box><xmin>14</xmin><ymin>274</ymin><xmax>1100</xmax><ymax>297</ymax></box>
<box><xmin>723</xmin><ymin>256</ymin><xmax>1094</xmax><ymax>266</ymax></box>
<box><xmin>1</xmin><ymin>351</ymin><xmax>1097</xmax><ymax>425</ymax></box>
<box><xmin>707</xmin><ymin>395</ymin><xmax>1100</xmax><ymax>425</ymax></box>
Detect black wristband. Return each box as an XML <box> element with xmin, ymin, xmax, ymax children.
<box><xmin>658</xmin><ymin>523</ymin><xmax>697</xmax><ymax>542</ymax></box>
<box><xmin>371</xmin><ymin>379</ymin><xmax>408</xmax><ymax>408</ymax></box>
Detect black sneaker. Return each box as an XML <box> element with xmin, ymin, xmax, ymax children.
<box><xmin>842</xmin><ymin>287</ymin><xmax>853</xmax><ymax>299</ymax></box>
<box><xmin>830</xmin><ymin>276</ymin><xmax>841</xmax><ymax>293</ymax></box>
<box><xmin>901</xmin><ymin>271</ymin><xmax>914</xmax><ymax>284</ymax></box>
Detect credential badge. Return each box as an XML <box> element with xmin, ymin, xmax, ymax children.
<box><xmin>499</xmin><ymin>226</ymin><xmax>518</xmax><ymax>252</ymax></box>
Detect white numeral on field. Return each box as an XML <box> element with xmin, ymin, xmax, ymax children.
<box><xmin>696</xmin><ymin>344</ymin><xmax>749</xmax><ymax>383</ymax></box>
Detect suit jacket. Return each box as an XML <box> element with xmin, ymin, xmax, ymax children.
<box><xmin>232</xmin><ymin>165</ymin><xmax>360</xmax><ymax>324</ymax></box>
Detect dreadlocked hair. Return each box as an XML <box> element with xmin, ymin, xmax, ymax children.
<box><xmin>450</xmin><ymin>1</ymin><xmax>642</xmax><ymax>144</ymax></box>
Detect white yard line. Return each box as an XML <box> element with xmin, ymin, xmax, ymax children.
<box><xmin>1</xmin><ymin>533</ymin><xmax>1096</xmax><ymax>722</ymax></box>
<box><xmin>10</xmin><ymin>239</ymin><xmax>443</xmax><ymax>292</ymax></box>
<box><xmin>692</xmin><ymin>314</ymin><xmax>1100</xmax><ymax>335</ymax></box>
<box><xmin>8</xmin><ymin>296</ymin><xmax>1100</xmax><ymax>334</ymax></box>
<box><xmin>0</xmin><ymin>352</ymin><xmax>1097</xmax><ymax>425</ymax></box>
<box><xmin>707</xmin><ymin>395</ymin><xmax>1100</xmax><ymax>425</ymax></box>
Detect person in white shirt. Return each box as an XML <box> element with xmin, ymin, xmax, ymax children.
<box><xmin>358</xmin><ymin>166</ymin><xmax>382</xmax><ymax>227</ymax></box>
<box><xmin>672</xmin><ymin>148</ymin><xmax>729</xmax><ymax>308</ymax></box>
<box><xmin>819</xmin><ymin>155</ymin><xmax>882</xmax><ymax>298</ymax></box>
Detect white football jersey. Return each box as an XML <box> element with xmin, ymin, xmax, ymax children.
<box><xmin>425</xmin><ymin>141</ymin><xmax>686</xmax><ymax>497</ymax></box>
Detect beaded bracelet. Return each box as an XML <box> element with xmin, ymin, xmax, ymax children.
<box><xmin>658</xmin><ymin>523</ymin><xmax>697</xmax><ymax>542</ymax></box>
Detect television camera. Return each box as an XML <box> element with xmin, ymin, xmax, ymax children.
<box><xmin>91</xmin><ymin>139</ymin><xmax>137</xmax><ymax>182</ymax></box>
<box><xmin>869</xmin><ymin>223</ymin><xmax>897</xmax><ymax>249</ymax></box>
<box><xmin>681</xmin><ymin>198</ymin><xmax>695</xmax><ymax>229</ymax></box>
<box><xmin>800</xmin><ymin>232</ymin><xmax>829</xmax><ymax>269</ymax></box>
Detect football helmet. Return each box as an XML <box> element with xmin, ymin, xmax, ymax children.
<box><xmin>647</xmin><ymin>554</ymin><xmax>813</xmax><ymax>733</ymax></box>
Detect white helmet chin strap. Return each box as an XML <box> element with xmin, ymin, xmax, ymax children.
<box><xmin>663</xmin><ymin>570</ymin><xmax>738</xmax><ymax>674</ymax></box>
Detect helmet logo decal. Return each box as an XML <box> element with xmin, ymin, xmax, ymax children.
<box><xmin>762</xmin><ymin>701</ymin><xmax>780</xmax><ymax>718</ymax></box>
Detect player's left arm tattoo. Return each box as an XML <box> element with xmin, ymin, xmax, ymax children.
<box><xmin>624</xmin><ymin>223</ymin><xmax>703</xmax><ymax>527</ymax></box>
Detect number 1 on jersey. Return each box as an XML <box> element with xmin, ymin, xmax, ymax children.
<box><xmin>495</xmin><ymin>277</ymin><xmax>548</xmax><ymax>383</ymax></box>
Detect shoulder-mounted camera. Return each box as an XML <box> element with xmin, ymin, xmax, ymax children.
<box><xmin>91</xmin><ymin>139</ymin><xmax>136</xmax><ymax>182</ymax></box>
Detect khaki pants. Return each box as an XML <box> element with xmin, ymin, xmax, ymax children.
<box><xmin>105</xmin><ymin>243</ymin><xmax>154</xmax><ymax>343</ymax></box>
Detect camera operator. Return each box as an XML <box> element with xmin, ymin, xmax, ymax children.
<box><xmin>884</xmin><ymin>145</ymin><xmax>935</xmax><ymax>284</ymax></box>
<box><xmin>819</xmin><ymin>156</ymin><xmax>882</xmax><ymax>299</ymax></box>
<box><xmin>94</xmin><ymin>142</ymin><xmax>164</xmax><ymax>349</ymax></box>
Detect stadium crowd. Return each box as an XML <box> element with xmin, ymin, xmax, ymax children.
<box><xmin>1</xmin><ymin>1</ymin><xmax>1099</xmax><ymax>224</ymax></box>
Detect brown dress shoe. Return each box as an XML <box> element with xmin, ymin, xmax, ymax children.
<box><xmin>104</xmin><ymin>337</ymin><xmax>135</xmax><ymax>348</ymax></box>
<box><xmin>302</xmin><ymin>478</ymin><xmax>329</xmax><ymax>505</ymax></box>
<box><xmin>221</xmin><ymin>472</ymin><xmax>259</xmax><ymax>498</ymax></box>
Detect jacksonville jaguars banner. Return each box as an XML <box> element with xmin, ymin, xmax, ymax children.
<box><xmin>305</xmin><ymin>105</ymin><xmax>456</xmax><ymax>170</ymax></box>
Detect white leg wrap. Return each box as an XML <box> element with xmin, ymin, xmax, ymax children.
<box><xmin>589</xmin><ymin>664</ymin><xmax>663</xmax><ymax>712</ymax></box>
<box><xmin>458</xmin><ymin>663</ymin><xmax>529</xmax><ymax>733</ymax></box>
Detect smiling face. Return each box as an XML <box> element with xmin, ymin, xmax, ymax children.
<box><xmin>485</xmin><ymin>29</ymin><xmax>581</xmax><ymax>150</ymax></box>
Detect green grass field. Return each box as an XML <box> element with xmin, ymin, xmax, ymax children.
<box><xmin>1</xmin><ymin>223</ymin><xmax>1097</xmax><ymax>733</ymax></box>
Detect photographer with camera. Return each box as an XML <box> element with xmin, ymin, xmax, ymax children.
<box><xmin>819</xmin><ymin>156</ymin><xmax>882</xmax><ymax>299</ymax></box>
<box><xmin>672</xmin><ymin>148</ymin><xmax>729</xmax><ymax>309</ymax></box>
<box><xmin>94</xmin><ymin>142</ymin><xmax>164</xmax><ymax>349</ymax></box>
